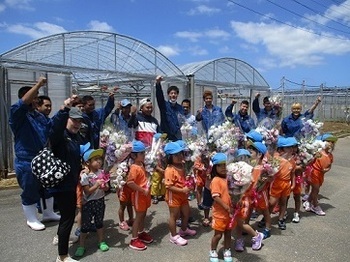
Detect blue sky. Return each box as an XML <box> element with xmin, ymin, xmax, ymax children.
<box><xmin>1</xmin><ymin>0</ymin><xmax>350</xmax><ymax>89</ymax></box>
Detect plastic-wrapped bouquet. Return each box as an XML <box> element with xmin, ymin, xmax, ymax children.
<box><xmin>104</xmin><ymin>129</ymin><xmax>132</xmax><ymax>167</ymax></box>
<box><xmin>226</xmin><ymin>161</ymin><xmax>253</xmax><ymax>204</ymax></box>
<box><xmin>207</xmin><ymin>121</ymin><xmax>241</xmax><ymax>153</ymax></box>
<box><xmin>144</xmin><ymin>133</ymin><xmax>167</xmax><ymax>175</ymax></box>
<box><xmin>91</xmin><ymin>170</ymin><xmax>110</xmax><ymax>189</ymax></box>
<box><xmin>110</xmin><ymin>161</ymin><xmax>129</xmax><ymax>189</ymax></box>
<box><xmin>180</xmin><ymin>121</ymin><xmax>197</xmax><ymax>140</ymax></box>
<box><xmin>256</xmin><ymin>124</ymin><xmax>279</xmax><ymax>154</ymax></box>
<box><xmin>296</xmin><ymin>138</ymin><xmax>325</xmax><ymax>167</ymax></box>
<box><xmin>256</xmin><ymin>156</ymin><xmax>280</xmax><ymax>192</ymax></box>
<box><xmin>185</xmin><ymin>173</ymin><xmax>196</xmax><ymax>200</ymax></box>
<box><xmin>298</xmin><ymin>118</ymin><xmax>323</xmax><ymax>140</ymax></box>
<box><xmin>100</xmin><ymin>129</ymin><xmax>110</xmax><ymax>150</ymax></box>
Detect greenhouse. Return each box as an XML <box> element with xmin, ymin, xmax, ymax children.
<box><xmin>0</xmin><ymin>31</ymin><xmax>270</xmax><ymax>176</ymax></box>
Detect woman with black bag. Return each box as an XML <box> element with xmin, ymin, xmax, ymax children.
<box><xmin>49</xmin><ymin>99</ymin><xmax>85</xmax><ymax>262</ymax></box>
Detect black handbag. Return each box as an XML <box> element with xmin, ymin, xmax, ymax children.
<box><xmin>31</xmin><ymin>142</ymin><xmax>71</xmax><ymax>188</ymax></box>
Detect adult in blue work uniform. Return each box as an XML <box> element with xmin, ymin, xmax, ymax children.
<box><xmin>225</xmin><ymin>99</ymin><xmax>255</xmax><ymax>133</ymax></box>
<box><xmin>195</xmin><ymin>90</ymin><xmax>225</xmax><ymax>135</ymax></box>
<box><xmin>281</xmin><ymin>97</ymin><xmax>321</xmax><ymax>138</ymax></box>
<box><xmin>155</xmin><ymin>75</ymin><xmax>184</xmax><ymax>141</ymax></box>
<box><xmin>8</xmin><ymin>77</ymin><xmax>68</xmax><ymax>231</ymax></box>
<box><xmin>81</xmin><ymin>93</ymin><xmax>115</xmax><ymax>149</ymax></box>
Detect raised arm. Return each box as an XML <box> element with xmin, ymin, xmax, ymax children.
<box><xmin>252</xmin><ymin>93</ymin><xmax>261</xmax><ymax>115</ymax></box>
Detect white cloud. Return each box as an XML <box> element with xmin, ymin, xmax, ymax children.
<box><xmin>5</xmin><ymin>0</ymin><xmax>34</xmax><ymax>11</ymax></box>
<box><xmin>187</xmin><ymin>5</ymin><xmax>220</xmax><ymax>16</ymax></box>
<box><xmin>175</xmin><ymin>31</ymin><xmax>202</xmax><ymax>42</ymax></box>
<box><xmin>0</xmin><ymin>4</ymin><xmax>6</xmax><ymax>12</ymax></box>
<box><xmin>230</xmin><ymin>21</ymin><xmax>350</xmax><ymax>67</ymax></box>
<box><xmin>7</xmin><ymin>22</ymin><xmax>66</xmax><ymax>39</ymax></box>
<box><xmin>305</xmin><ymin>0</ymin><xmax>350</xmax><ymax>26</ymax></box>
<box><xmin>175</xmin><ymin>28</ymin><xmax>230</xmax><ymax>42</ymax></box>
<box><xmin>87</xmin><ymin>20</ymin><xmax>114</xmax><ymax>32</ymax></box>
<box><xmin>205</xmin><ymin>28</ymin><xmax>230</xmax><ymax>39</ymax></box>
<box><xmin>156</xmin><ymin>45</ymin><xmax>180</xmax><ymax>57</ymax></box>
<box><xmin>188</xmin><ymin>45</ymin><xmax>208</xmax><ymax>56</ymax></box>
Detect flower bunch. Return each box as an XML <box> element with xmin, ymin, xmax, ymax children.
<box><xmin>91</xmin><ymin>170</ymin><xmax>110</xmax><ymax>189</ymax></box>
<box><xmin>299</xmin><ymin>118</ymin><xmax>323</xmax><ymax>140</ymax></box>
<box><xmin>110</xmin><ymin>161</ymin><xmax>129</xmax><ymax>189</ymax></box>
<box><xmin>104</xmin><ymin>129</ymin><xmax>132</xmax><ymax>167</ymax></box>
<box><xmin>226</xmin><ymin>161</ymin><xmax>253</xmax><ymax>203</ymax></box>
<box><xmin>207</xmin><ymin>121</ymin><xmax>241</xmax><ymax>153</ymax></box>
<box><xmin>144</xmin><ymin>133</ymin><xmax>167</xmax><ymax>175</ymax></box>
<box><xmin>296</xmin><ymin>138</ymin><xmax>325</xmax><ymax>167</ymax></box>
<box><xmin>186</xmin><ymin>136</ymin><xmax>208</xmax><ymax>162</ymax></box>
<box><xmin>180</xmin><ymin>122</ymin><xmax>197</xmax><ymax>140</ymax></box>
<box><xmin>255</xmin><ymin>156</ymin><xmax>280</xmax><ymax>192</ymax></box>
<box><xmin>256</xmin><ymin>125</ymin><xmax>279</xmax><ymax>154</ymax></box>
<box><xmin>99</xmin><ymin>129</ymin><xmax>110</xmax><ymax>150</ymax></box>
<box><xmin>270</xmin><ymin>94</ymin><xmax>283</xmax><ymax>118</ymax></box>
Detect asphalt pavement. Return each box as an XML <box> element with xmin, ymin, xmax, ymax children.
<box><xmin>1</xmin><ymin>137</ymin><xmax>350</xmax><ymax>262</ymax></box>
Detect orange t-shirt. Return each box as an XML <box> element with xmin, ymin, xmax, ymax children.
<box><xmin>127</xmin><ymin>164</ymin><xmax>148</xmax><ymax>189</ymax></box>
<box><xmin>273</xmin><ymin>153</ymin><xmax>295</xmax><ymax>181</ymax></box>
<box><xmin>210</xmin><ymin>176</ymin><xmax>232</xmax><ymax>220</ymax></box>
<box><xmin>312</xmin><ymin>151</ymin><xmax>333</xmax><ymax>174</ymax></box>
<box><xmin>164</xmin><ymin>165</ymin><xmax>187</xmax><ymax>198</ymax></box>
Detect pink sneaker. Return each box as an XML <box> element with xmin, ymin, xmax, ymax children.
<box><xmin>311</xmin><ymin>205</ymin><xmax>325</xmax><ymax>216</ymax></box>
<box><xmin>169</xmin><ymin>234</ymin><xmax>188</xmax><ymax>246</ymax></box>
<box><xmin>179</xmin><ymin>228</ymin><xmax>197</xmax><ymax>237</ymax></box>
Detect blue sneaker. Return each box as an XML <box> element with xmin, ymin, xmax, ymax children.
<box><xmin>262</xmin><ymin>228</ymin><xmax>271</xmax><ymax>239</ymax></box>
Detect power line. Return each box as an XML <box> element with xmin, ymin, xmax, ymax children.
<box><xmin>267</xmin><ymin>0</ymin><xmax>350</xmax><ymax>35</ymax></box>
<box><xmin>292</xmin><ymin>0</ymin><xmax>350</xmax><ymax>31</ymax></box>
<box><xmin>227</xmin><ymin>0</ymin><xmax>350</xmax><ymax>41</ymax></box>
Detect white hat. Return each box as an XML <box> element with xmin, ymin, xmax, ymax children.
<box><xmin>139</xmin><ymin>98</ymin><xmax>152</xmax><ymax>109</ymax></box>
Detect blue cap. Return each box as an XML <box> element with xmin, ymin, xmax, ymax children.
<box><xmin>246</xmin><ymin>130</ymin><xmax>263</xmax><ymax>142</ymax></box>
<box><xmin>251</xmin><ymin>142</ymin><xmax>267</xmax><ymax>154</ymax></box>
<box><xmin>154</xmin><ymin>133</ymin><xmax>162</xmax><ymax>140</ymax></box>
<box><xmin>164</xmin><ymin>142</ymin><xmax>183</xmax><ymax>155</ymax></box>
<box><xmin>317</xmin><ymin>133</ymin><xmax>337</xmax><ymax>142</ymax></box>
<box><xmin>277</xmin><ymin>136</ymin><xmax>298</xmax><ymax>148</ymax></box>
<box><xmin>211</xmin><ymin>153</ymin><xmax>227</xmax><ymax>165</ymax></box>
<box><xmin>236</xmin><ymin>149</ymin><xmax>251</xmax><ymax>158</ymax></box>
<box><xmin>80</xmin><ymin>143</ymin><xmax>104</xmax><ymax>162</ymax></box>
<box><xmin>120</xmin><ymin>99</ymin><xmax>132</xmax><ymax>107</ymax></box>
<box><xmin>132</xmin><ymin>140</ymin><xmax>146</xmax><ymax>153</ymax></box>
<box><xmin>175</xmin><ymin>140</ymin><xmax>188</xmax><ymax>150</ymax></box>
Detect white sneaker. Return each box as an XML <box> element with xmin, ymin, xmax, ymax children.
<box><xmin>209</xmin><ymin>250</ymin><xmax>219</xmax><ymax>262</ymax></box>
<box><xmin>303</xmin><ymin>201</ymin><xmax>311</xmax><ymax>211</ymax></box>
<box><xmin>223</xmin><ymin>248</ymin><xmax>233</xmax><ymax>262</ymax></box>
<box><xmin>311</xmin><ymin>205</ymin><xmax>325</xmax><ymax>216</ymax></box>
<box><xmin>56</xmin><ymin>256</ymin><xmax>78</xmax><ymax>262</ymax></box>
<box><xmin>292</xmin><ymin>212</ymin><xmax>300</xmax><ymax>223</ymax></box>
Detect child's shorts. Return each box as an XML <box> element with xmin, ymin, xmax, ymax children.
<box><xmin>255</xmin><ymin>190</ymin><xmax>269</xmax><ymax>211</ymax></box>
<box><xmin>309</xmin><ymin>170</ymin><xmax>324</xmax><ymax>186</ymax></box>
<box><xmin>195</xmin><ymin>173</ymin><xmax>207</xmax><ymax>188</ymax></box>
<box><xmin>212</xmin><ymin>216</ymin><xmax>231</xmax><ymax>232</ymax></box>
<box><xmin>118</xmin><ymin>185</ymin><xmax>133</xmax><ymax>203</ymax></box>
<box><xmin>202</xmin><ymin>187</ymin><xmax>213</xmax><ymax>209</ymax></box>
<box><xmin>132</xmin><ymin>191</ymin><xmax>151</xmax><ymax>212</ymax></box>
<box><xmin>166</xmin><ymin>191</ymin><xmax>188</xmax><ymax>208</ymax></box>
<box><xmin>270</xmin><ymin>179</ymin><xmax>291</xmax><ymax>198</ymax></box>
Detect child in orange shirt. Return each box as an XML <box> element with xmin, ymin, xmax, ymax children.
<box><xmin>193</xmin><ymin>154</ymin><xmax>210</xmax><ymax>210</ymax></box>
<box><xmin>164</xmin><ymin>142</ymin><xmax>197</xmax><ymax>246</ymax></box>
<box><xmin>209</xmin><ymin>153</ymin><xmax>233</xmax><ymax>262</ymax></box>
<box><xmin>269</xmin><ymin>137</ymin><xmax>297</xmax><ymax>230</ymax></box>
<box><xmin>304</xmin><ymin>133</ymin><xmax>337</xmax><ymax>216</ymax></box>
<box><xmin>233</xmin><ymin>148</ymin><xmax>264</xmax><ymax>252</ymax></box>
<box><xmin>127</xmin><ymin>141</ymin><xmax>153</xmax><ymax>251</ymax></box>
